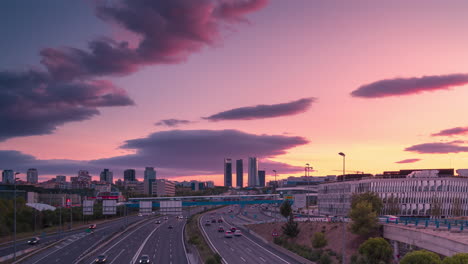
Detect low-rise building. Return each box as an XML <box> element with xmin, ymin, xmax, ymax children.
<box><xmin>156</xmin><ymin>179</ymin><xmax>175</xmax><ymax>196</ymax></box>
<box><xmin>318</xmin><ymin>169</ymin><xmax>468</xmax><ymax>218</ymax></box>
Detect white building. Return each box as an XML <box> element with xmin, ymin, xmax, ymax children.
<box><xmin>248</xmin><ymin>157</ymin><xmax>258</xmax><ymax>187</ymax></box>
<box><xmin>156</xmin><ymin>179</ymin><xmax>175</xmax><ymax>196</ymax></box>
<box><xmin>318</xmin><ymin>169</ymin><xmax>468</xmax><ymax>218</ymax></box>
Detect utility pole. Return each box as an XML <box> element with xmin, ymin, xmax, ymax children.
<box><xmin>339</xmin><ymin>152</ymin><xmax>346</xmax><ymax>264</ymax></box>
<box><xmin>13</xmin><ymin>172</ymin><xmax>20</xmax><ymax>262</ymax></box>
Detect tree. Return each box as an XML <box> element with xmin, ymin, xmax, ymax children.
<box><xmin>349</xmin><ymin>201</ymin><xmax>378</xmax><ymax>235</ymax></box>
<box><xmin>386</xmin><ymin>194</ymin><xmax>400</xmax><ymax>215</ymax></box>
<box><xmin>358</xmin><ymin>237</ymin><xmax>393</xmax><ymax>264</ymax></box>
<box><xmin>400</xmin><ymin>250</ymin><xmax>442</xmax><ymax>264</ymax></box>
<box><xmin>431</xmin><ymin>196</ymin><xmax>442</xmax><ymax>219</ymax></box>
<box><xmin>280</xmin><ymin>201</ymin><xmax>293</xmax><ymax>219</ymax></box>
<box><xmin>312</xmin><ymin>232</ymin><xmax>328</xmax><ymax>249</ymax></box>
<box><xmin>452</xmin><ymin>198</ymin><xmax>463</xmax><ymax>217</ymax></box>
<box><xmin>282</xmin><ymin>214</ymin><xmax>300</xmax><ymax>238</ymax></box>
<box><xmin>442</xmin><ymin>253</ymin><xmax>468</xmax><ymax>264</ymax></box>
<box><xmin>351</xmin><ymin>192</ymin><xmax>383</xmax><ymax>214</ymax></box>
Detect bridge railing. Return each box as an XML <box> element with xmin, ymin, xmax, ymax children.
<box><xmin>380</xmin><ymin>216</ymin><xmax>468</xmax><ymax>231</ymax></box>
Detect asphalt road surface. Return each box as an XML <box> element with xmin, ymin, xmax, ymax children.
<box><xmin>201</xmin><ymin>206</ymin><xmax>301</xmax><ymax>264</ymax></box>
<box><xmin>19</xmin><ymin>215</ymin><xmax>143</xmax><ymax>264</ymax></box>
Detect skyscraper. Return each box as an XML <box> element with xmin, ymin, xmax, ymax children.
<box><xmin>100</xmin><ymin>169</ymin><xmax>113</xmax><ymax>184</ymax></box>
<box><xmin>224</xmin><ymin>158</ymin><xmax>232</xmax><ymax>187</ymax></box>
<box><xmin>144</xmin><ymin>167</ymin><xmax>156</xmax><ymax>195</ymax></box>
<box><xmin>144</xmin><ymin>167</ymin><xmax>156</xmax><ymax>181</ymax></box>
<box><xmin>2</xmin><ymin>170</ymin><xmax>14</xmax><ymax>184</ymax></box>
<box><xmin>236</xmin><ymin>159</ymin><xmax>243</xmax><ymax>188</ymax></box>
<box><xmin>124</xmin><ymin>169</ymin><xmax>136</xmax><ymax>182</ymax></box>
<box><xmin>248</xmin><ymin>157</ymin><xmax>258</xmax><ymax>187</ymax></box>
<box><xmin>27</xmin><ymin>168</ymin><xmax>38</xmax><ymax>184</ymax></box>
<box><xmin>258</xmin><ymin>170</ymin><xmax>266</xmax><ymax>187</ymax></box>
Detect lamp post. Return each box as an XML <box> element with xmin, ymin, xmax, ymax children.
<box><xmin>13</xmin><ymin>172</ymin><xmax>20</xmax><ymax>261</ymax></box>
<box><xmin>272</xmin><ymin>170</ymin><xmax>277</xmax><ymax>192</ymax></box>
<box><xmin>338</xmin><ymin>152</ymin><xmax>346</xmax><ymax>264</ymax></box>
<box><xmin>305</xmin><ymin>164</ymin><xmax>313</xmax><ymax>221</ymax></box>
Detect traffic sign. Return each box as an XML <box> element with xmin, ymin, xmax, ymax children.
<box><xmin>272</xmin><ymin>229</ymin><xmax>279</xmax><ymax>237</ymax></box>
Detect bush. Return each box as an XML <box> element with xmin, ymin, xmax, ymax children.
<box><xmin>205</xmin><ymin>256</ymin><xmax>217</xmax><ymax>264</ymax></box>
<box><xmin>400</xmin><ymin>250</ymin><xmax>442</xmax><ymax>264</ymax></box>
<box><xmin>312</xmin><ymin>232</ymin><xmax>328</xmax><ymax>248</ymax></box>
<box><xmin>320</xmin><ymin>252</ymin><xmax>333</xmax><ymax>264</ymax></box>
<box><xmin>442</xmin><ymin>253</ymin><xmax>468</xmax><ymax>264</ymax></box>
<box><xmin>358</xmin><ymin>237</ymin><xmax>393</xmax><ymax>264</ymax></box>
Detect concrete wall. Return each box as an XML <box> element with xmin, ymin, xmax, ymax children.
<box><xmin>383</xmin><ymin>224</ymin><xmax>468</xmax><ymax>257</ymax></box>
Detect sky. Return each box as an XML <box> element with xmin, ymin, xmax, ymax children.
<box><xmin>2</xmin><ymin>0</ymin><xmax>468</xmax><ymax>185</ymax></box>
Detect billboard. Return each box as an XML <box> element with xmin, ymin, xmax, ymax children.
<box><xmin>292</xmin><ymin>194</ymin><xmax>306</xmax><ymax>209</ymax></box>
<box><xmin>103</xmin><ymin>200</ymin><xmax>117</xmax><ymax>215</ymax></box>
<box><xmin>160</xmin><ymin>200</ymin><xmax>182</xmax><ymax>215</ymax></box>
<box><xmin>139</xmin><ymin>201</ymin><xmax>153</xmax><ymax>214</ymax></box>
<box><xmin>83</xmin><ymin>200</ymin><xmax>94</xmax><ymax>215</ymax></box>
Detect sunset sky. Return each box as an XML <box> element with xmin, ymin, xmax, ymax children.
<box><xmin>2</xmin><ymin>0</ymin><xmax>468</xmax><ymax>185</ymax></box>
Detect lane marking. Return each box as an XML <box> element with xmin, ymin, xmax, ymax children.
<box><xmin>109</xmin><ymin>249</ymin><xmax>125</xmax><ymax>264</ymax></box>
<box><xmin>240</xmin><ymin>257</ymin><xmax>246</xmax><ymax>262</ymax></box>
<box><xmin>259</xmin><ymin>256</ymin><xmax>266</xmax><ymax>262</ymax></box>
<box><xmin>242</xmin><ymin>235</ymin><xmax>289</xmax><ymax>264</ymax></box>
<box><xmin>130</xmin><ymin>223</ymin><xmax>162</xmax><ymax>264</ymax></box>
<box><xmin>246</xmin><ymin>248</ymin><xmax>252</xmax><ymax>252</ymax></box>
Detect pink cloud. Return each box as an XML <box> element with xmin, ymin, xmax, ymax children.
<box><xmin>395</xmin><ymin>158</ymin><xmax>421</xmax><ymax>164</ymax></box>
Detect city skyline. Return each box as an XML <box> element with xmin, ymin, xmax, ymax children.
<box><xmin>2</xmin><ymin>1</ymin><xmax>468</xmax><ymax>185</ymax></box>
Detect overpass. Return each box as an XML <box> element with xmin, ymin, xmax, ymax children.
<box><xmin>383</xmin><ymin>223</ymin><xmax>468</xmax><ymax>258</ymax></box>
<box><xmin>127</xmin><ymin>194</ymin><xmax>284</xmax><ymax>207</ymax></box>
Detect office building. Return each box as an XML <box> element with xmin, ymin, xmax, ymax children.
<box><xmin>206</xmin><ymin>181</ymin><xmax>215</xmax><ymax>188</ymax></box>
<box><xmin>156</xmin><ymin>179</ymin><xmax>176</xmax><ymax>196</ymax></box>
<box><xmin>2</xmin><ymin>170</ymin><xmax>14</xmax><ymax>184</ymax></box>
<box><xmin>56</xmin><ymin>175</ymin><xmax>66</xmax><ymax>182</ymax></box>
<box><xmin>100</xmin><ymin>169</ymin><xmax>113</xmax><ymax>184</ymax></box>
<box><xmin>248</xmin><ymin>157</ymin><xmax>258</xmax><ymax>187</ymax></box>
<box><xmin>236</xmin><ymin>159</ymin><xmax>243</xmax><ymax>188</ymax></box>
<box><xmin>124</xmin><ymin>169</ymin><xmax>136</xmax><ymax>182</ymax></box>
<box><xmin>27</xmin><ymin>168</ymin><xmax>38</xmax><ymax>184</ymax></box>
<box><xmin>258</xmin><ymin>170</ymin><xmax>265</xmax><ymax>187</ymax></box>
<box><xmin>224</xmin><ymin>158</ymin><xmax>232</xmax><ymax>187</ymax></box>
<box><xmin>144</xmin><ymin>167</ymin><xmax>156</xmax><ymax>195</ymax></box>
<box><xmin>318</xmin><ymin>169</ymin><xmax>468</xmax><ymax>218</ymax></box>
<box><xmin>71</xmin><ymin>170</ymin><xmax>92</xmax><ymax>189</ymax></box>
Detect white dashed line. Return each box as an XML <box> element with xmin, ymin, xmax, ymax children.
<box><xmin>259</xmin><ymin>256</ymin><xmax>266</xmax><ymax>262</ymax></box>
<box><xmin>240</xmin><ymin>257</ymin><xmax>246</xmax><ymax>262</ymax></box>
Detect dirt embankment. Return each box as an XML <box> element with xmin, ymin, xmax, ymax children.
<box><xmin>248</xmin><ymin>222</ymin><xmax>369</xmax><ymax>262</ymax></box>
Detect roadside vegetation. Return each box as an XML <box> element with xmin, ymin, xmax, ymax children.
<box><xmin>349</xmin><ymin>192</ymin><xmax>383</xmax><ymax>236</ymax></box>
<box><xmin>185</xmin><ymin>208</ymin><xmax>223</xmax><ymax>264</ymax></box>
<box><xmin>0</xmin><ymin>197</ymin><xmax>133</xmax><ymax>239</ymax></box>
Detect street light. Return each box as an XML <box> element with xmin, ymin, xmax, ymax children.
<box><xmin>272</xmin><ymin>170</ymin><xmax>277</xmax><ymax>192</ymax></box>
<box><xmin>13</xmin><ymin>172</ymin><xmax>20</xmax><ymax>262</ymax></box>
<box><xmin>305</xmin><ymin>164</ymin><xmax>313</xmax><ymax>221</ymax></box>
<box><xmin>338</xmin><ymin>152</ymin><xmax>346</xmax><ymax>264</ymax></box>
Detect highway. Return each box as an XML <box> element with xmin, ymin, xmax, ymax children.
<box><xmin>200</xmin><ymin>206</ymin><xmax>301</xmax><ymax>264</ymax></box>
<box><xmin>81</xmin><ymin>215</ymin><xmax>189</xmax><ymax>264</ymax></box>
<box><xmin>19</xmin><ymin>215</ymin><xmax>144</xmax><ymax>264</ymax></box>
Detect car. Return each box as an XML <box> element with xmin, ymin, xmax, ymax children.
<box><xmin>94</xmin><ymin>254</ymin><xmax>107</xmax><ymax>263</ymax></box>
<box><xmin>211</xmin><ymin>219</ymin><xmax>216</xmax><ymax>223</ymax></box>
<box><xmin>185</xmin><ymin>216</ymin><xmax>189</xmax><ymax>219</ymax></box>
<box><xmin>205</xmin><ymin>220</ymin><xmax>211</xmax><ymax>226</ymax></box>
<box><xmin>234</xmin><ymin>230</ymin><xmax>242</xmax><ymax>236</ymax></box>
<box><xmin>224</xmin><ymin>231</ymin><xmax>233</xmax><ymax>238</ymax></box>
<box><xmin>138</xmin><ymin>213</ymin><xmax>143</xmax><ymax>217</ymax></box>
<box><xmin>164</xmin><ymin>216</ymin><xmax>168</xmax><ymax>220</ymax></box>
<box><xmin>179</xmin><ymin>215</ymin><xmax>184</xmax><ymax>219</ymax></box>
<box><xmin>155</xmin><ymin>220</ymin><xmax>161</xmax><ymax>224</ymax></box>
<box><xmin>139</xmin><ymin>254</ymin><xmax>150</xmax><ymax>263</ymax></box>
<box><xmin>230</xmin><ymin>227</ymin><xmax>236</xmax><ymax>232</ymax></box>
<box><xmin>218</xmin><ymin>226</ymin><xmax>224</xmax><ymax>232</ymax></box>
<box><xmin>168</xmin><ymin>225</ymin><xmax>173</xmax><ymax>229</ymax></box>
<box><xmin>89</xmin><ymin>224</ymin><xmax>96</xmax><ymax>229</ymax></box>
<box><xmin>217</xmin><ymin>219</ymin><xmax>223</xmax><ymax>223</ymax></box>
<box><xmin>27</xmin><ymin>237</ymin><xmax>40</xmax><ymax>245</ymax></box>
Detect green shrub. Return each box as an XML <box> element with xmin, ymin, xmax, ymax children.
<box><xmin>312</xmin><ymin>232</ymin><xmax>328</xmax><ymax>248</ymax></box>
<box><xmin>320</xmin><ymin>253</ymin><xmax>333</xmax><ymax>264</ymax></box>
<box><xmin>400</xmin><ymin>250</ymin><xmax>442</xmax><ymax>264</ymax></box>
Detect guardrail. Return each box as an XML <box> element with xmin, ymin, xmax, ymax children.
<box><xmin>380</xmin><ymin>217</ymin><xmax>468</xmax><ymax>231</ymax></box>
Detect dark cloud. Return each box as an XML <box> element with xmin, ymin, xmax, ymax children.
<box><xmin>203</xmin><ymin>97</ymin><xmax>316</xmax><ymax>121</ymax></box>
<box><xmin>91</xmin><ymin>129</ymin><xmax>308</xmax><ymax>175</ymax></box>
<box><xmin>351</xmin><ymin>74</ymin><xmax>468</xmax><ymax>98</ymax></box>
<box><xmin>155</xmin><ymin>119</ymin><xmax>192</xmax><ymax>127</ymax></box>
<box><xmin>41</xmin><ymin>0</ymin><xmax>269</xmax><ymax>80</ymax></box>
<box><xmin>0</xmin><ymin>70</ymin><xmax>134</xmax><ymax>141</ymax></box>
<box><xmin>395</xmin><ymin>158</ymin><xmax>421</xmax><ymax>164</ymax></box>
<box><xmin>432</xmin><ymin>126</ymin><xmax>468</xmax><ymax>137</ymax></box>
<box><xmin>405</xmin><ymin>141</ymin><xmax>468</xmax><ymax>154</ymax></box>
<box><xmin>0</xmin><ymin>129</ymin><xmax>307</xmax><ymax>178</ymax></box>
